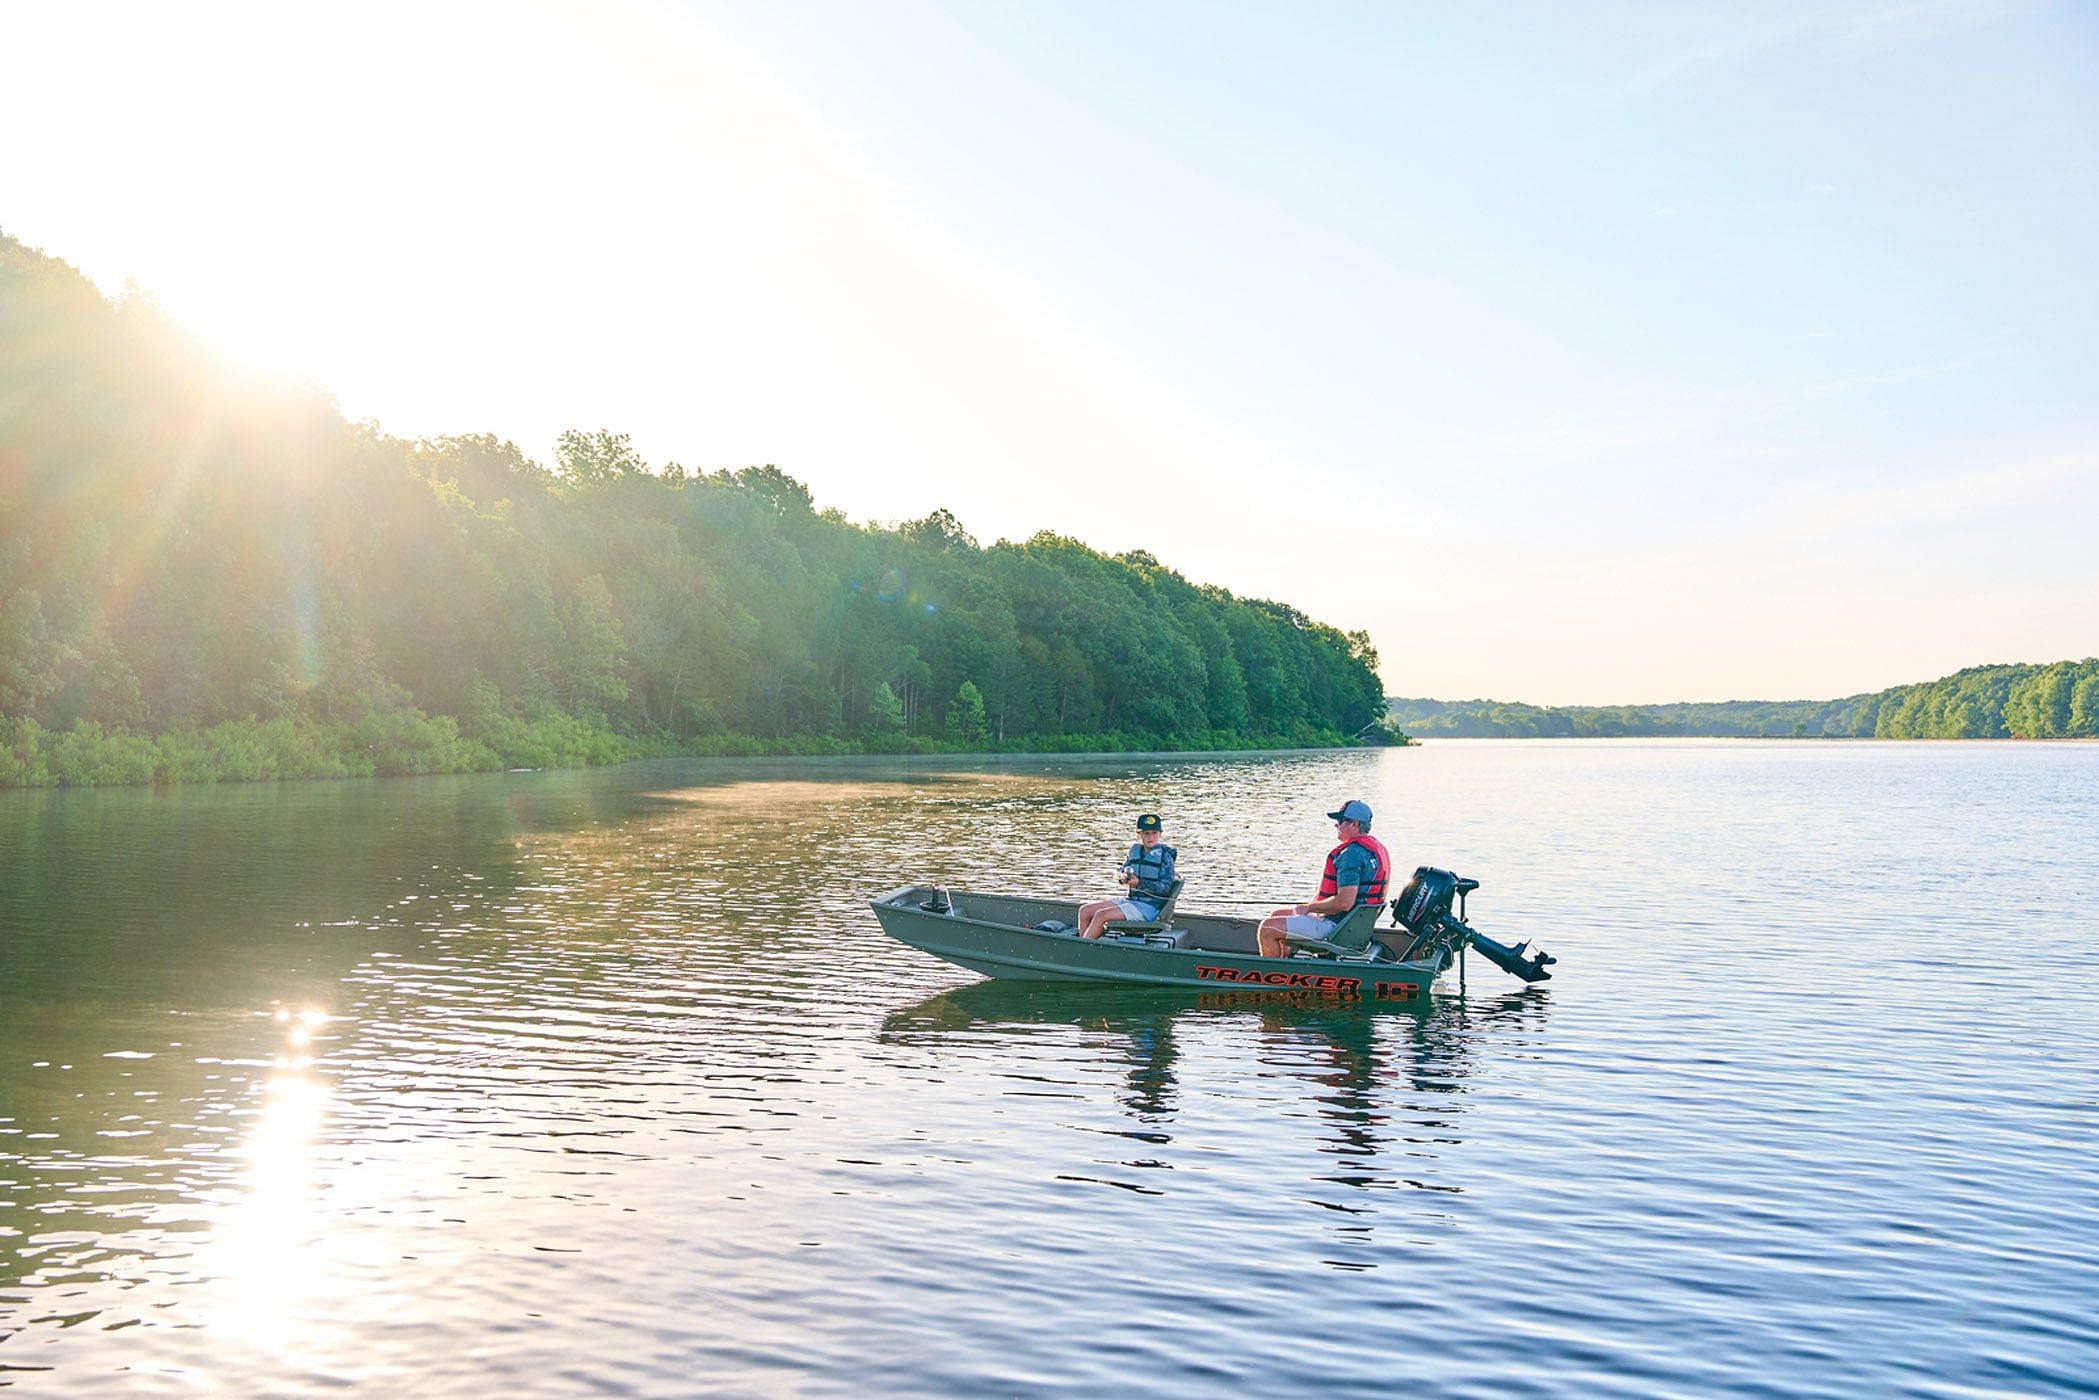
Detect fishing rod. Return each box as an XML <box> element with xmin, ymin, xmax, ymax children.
<box><xmin>1023</xmin><ymin>892</ymin><xmax>1319</xmax><ymax>908</ymax></box>
<box><xmin>1062</xmin><ymin>894</ymin><xmax>1295</xmax><ymax>907</ymax></box>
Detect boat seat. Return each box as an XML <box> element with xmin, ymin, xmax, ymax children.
<box><xmin>1284</xmin><ymin>899</ymin><xmax>1388</xmax><ymax>959</ymax></box>
<box><xmin>1102</xmin><ymin>878</ymin><xmax>1183</xmax><ymax>938</ymax></box>
<box><xmin>1455</xmin><ymin>877</ymin><xmax>1479</xmax><ymax>896</ymax></box>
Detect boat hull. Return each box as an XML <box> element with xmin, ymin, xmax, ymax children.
<box><xmin>870</xmin><ymin>885</ymin><xmax>1440</xmax><ymax>1002</ymax></box>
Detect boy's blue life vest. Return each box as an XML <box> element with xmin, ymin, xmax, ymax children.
<box><xmin>1318</xmin><ymin>834</ymin><xmax>1390</xmax><ymax>909</ymax></box>
<box><xmin>1125</xmin><ymin>843</ymin><xmax>1179</xmax><ymax>900</ymax></box>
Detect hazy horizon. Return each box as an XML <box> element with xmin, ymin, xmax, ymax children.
<box><xmin>5</xmin><ymin>0</ymin><xmax>2094</xmax><ymax>704</ymax></box>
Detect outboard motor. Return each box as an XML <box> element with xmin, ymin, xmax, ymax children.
<box><xmin>1394</xmin><ymin>866</ymin><xmax>1461</xmax><ymax>934</ymax></box>
<box><xmin>1391</xmin><ymin>866</ymin><xmax>1555</xmax><ymax>983</ymax></box>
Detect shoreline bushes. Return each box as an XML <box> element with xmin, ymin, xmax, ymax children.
<box><xmin>0</xmin><ymin>711</ymin><xmax>1367</xmax><ymax>788</ymax></box>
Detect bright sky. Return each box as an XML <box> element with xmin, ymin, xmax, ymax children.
<box><xmin>4</xmin><ymin>0</ymin><xmax>2095</xmax><ymax>703</ymax></box>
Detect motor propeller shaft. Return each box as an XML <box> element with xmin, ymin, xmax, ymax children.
<box><xmin>1458</xmin><ymin>922</ymin><xmax>1556</xmax><ymax>982</ymax></box>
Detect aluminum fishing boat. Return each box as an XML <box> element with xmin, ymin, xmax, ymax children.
<box><xmin>869</xmin><ymin>867</ymin><xmax>1553</xmax><ymax>1002</ymax></box>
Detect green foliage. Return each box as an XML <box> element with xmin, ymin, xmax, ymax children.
<box><xmin>554</xmin><ymin>429</ymin><xmax>646</xmax><ymax>489</ymax></box>
<box><xmin>0</xmin><ymin>589</ymin><xmax>59</xmax><ymax>715</ymax></box>
<box><xmin>902</xmin><ymin>508</ymin><xmax>978</xmax><ymax>552</ymax></box>
<box><xmin>1388</xmin><ymin>658</ymin><xmax>2099</xmax><ymax>740</ymax></box>
<box><xmin>946</xmin><ymin>679</ymin><xmax>989</xmax><ymax>746</ymax></box>
<box><xmin>0</xmin><ymin>704</ymin><xmax>503</xmax><ymax>786</ymax></box>
<box><xmin>0</xmin><ymin>233</ymin><xmax>1387</xmax><ymax>786</ymax></box>
<box><xmin>1363</xmin><ymin>716</ymin><xmax>1416</xmax><ymax>746</ymax></box>
<box><xmin>867</xmin><ymin>680</ymin><xmax>905</xmax><ymax>735</ymax></box>
<box><xmin>2072</xmin><ymin>672</ymin><xmax>2099</xmax><ymax>737</ymax></box>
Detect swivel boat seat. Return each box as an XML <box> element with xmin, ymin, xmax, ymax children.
<box><xmin>1101</xmin><ymin>878</ymin><xmax>1190</xmax><ymax>948</ymax></box>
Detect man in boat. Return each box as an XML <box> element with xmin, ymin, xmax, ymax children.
<box><xmin>1077</xmin><ymin>813</ymin><xmax>1178</xmax><ymax>940</ymax></box>
<box><xmin>1255</xmin><ymin>800</ymin><xmax>1390</xmax><ymax>958</ymax></box>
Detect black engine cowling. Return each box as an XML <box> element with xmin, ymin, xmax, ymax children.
<box><xmin>1393</xmin><ymin>866</ymin><xmax>1460</xmax><ymax>933</ymax></box>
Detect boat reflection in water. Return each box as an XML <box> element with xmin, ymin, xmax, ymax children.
<box><xmin>880</xmin><ymin>982</ymin><xmax>1551</xmax><ymax>1256</ymax></box>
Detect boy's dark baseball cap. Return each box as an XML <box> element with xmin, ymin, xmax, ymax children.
<box><xmin>1135</xmin><ymin>813</ymin><xmax>1163</xmax><ymax>831</ymax></box>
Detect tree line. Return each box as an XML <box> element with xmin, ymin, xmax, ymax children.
<box><xmin>1388</xmin><ymin>659</ymin><xmax>2099</xmax><ymax>739</ymax></box>
<box><xmin>0</xmin><ymin>234</ymin><xmax>1386</xmax><ymax>786</ymax></box>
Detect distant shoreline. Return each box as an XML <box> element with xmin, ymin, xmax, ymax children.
<box><xmin>1387</xmin><ymin>660</ymin><xmax>2099</xmax><ymax>741</ymax></box>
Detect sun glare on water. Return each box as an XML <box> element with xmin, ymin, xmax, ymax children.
<box><xmin>185</xmin><ymin>1006</ymin><xmax>332</xmax><ymax>1360</ymax></box>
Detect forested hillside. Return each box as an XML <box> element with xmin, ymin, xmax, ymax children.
<box><xmin>0</xmin><ymin>234</ymin><xmax>1385</xmax><ymax>785</ymax></box>
<box><xmin>1389</xmin><ymin>660</ymin><xmax>2099</xmax><ymax>739</ymax></box>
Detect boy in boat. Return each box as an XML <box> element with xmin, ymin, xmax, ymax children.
<box><xmin>1077</xmin><ymin>813</ymin><xmax>1178</xmax><ymax>939</ymax></box>
<box><xmin>1255</xmin><ymin>800</ymin><xmax>1390</xmax><ymax>957</ymax></box>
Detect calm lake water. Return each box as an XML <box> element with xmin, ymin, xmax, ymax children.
<box><xmin>2</xmin><ymin>742</ymin><xmax>2095</xmax><ymax>1396</ymax></box>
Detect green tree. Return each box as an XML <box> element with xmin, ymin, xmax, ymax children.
<box><xmin>2068</xmin><ymin>667</ymin><xmax>2099</xmax><ymax>738</ymax></box>
<box><xmin>0</xmin><ymin>590</ymin><xmax>59</xmax><ymax>717</ymax></box>
<box><xmin>946</xmin><ymin>679</ymin><xmax>989</xmax><ymax>746</ymax></box>
<box><xmin>555</xmin><ymin>429</ymin><xmax>646</xmax><ymax>488</ymax></box>
<box><xmin>2004</xmin><ymin>662</ymin><xmax>2074</xmax><ymax>739</ymax></box>
<box><xmin>868</xmin><ymin>680</ymin><xmax>905</xmax><ymax>735</ymax></box>
<box><xmin>901</xmin><ymin>507</ymin><xmax>977</xmax><ymax>552</ymax></box>
<box><xmin>557</xmin><ymin>575</ymin><xmax>630</xmax><ymax>717</ymax></box>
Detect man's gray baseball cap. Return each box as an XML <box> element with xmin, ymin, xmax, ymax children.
<box><xmin>1326</xmin><ymin>799</ymin><xmax>1373</xmax><ymax>824</ymax></box>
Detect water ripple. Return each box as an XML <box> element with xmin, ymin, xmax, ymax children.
<box><xmin>2</xmin><ymin>743</ymin><xmax>2096</xmax><ymax>1395</ymax></box>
